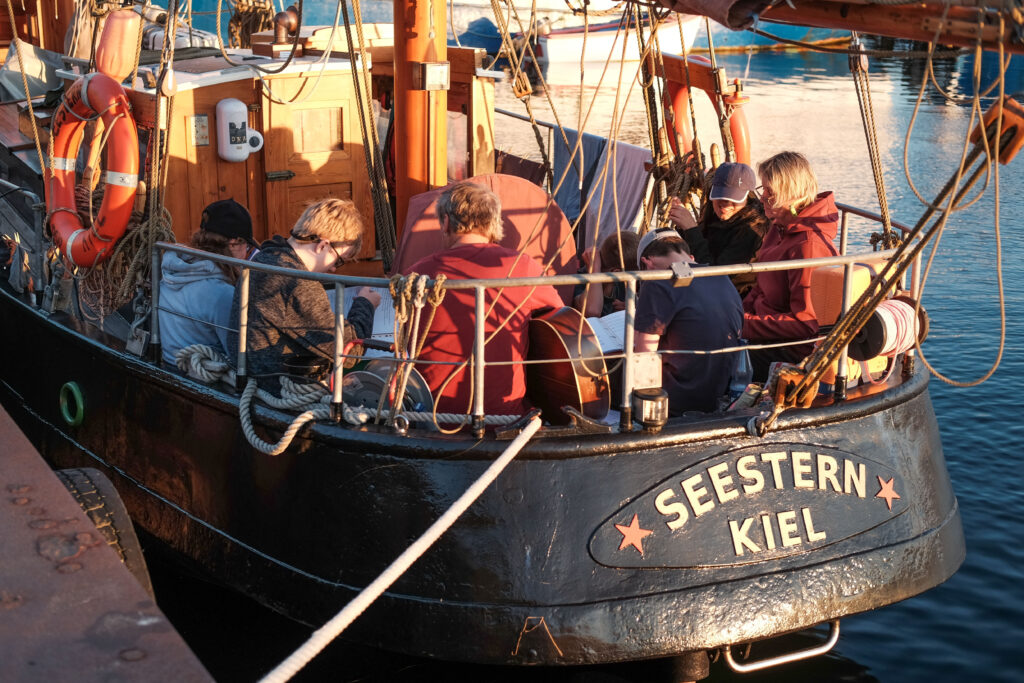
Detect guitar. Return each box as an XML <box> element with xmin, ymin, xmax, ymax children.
<box><xmin>526</xmin><ymin>307</ymin><xmax>611</xmax><ymax>425</ymax></box>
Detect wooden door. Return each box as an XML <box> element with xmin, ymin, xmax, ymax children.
<box><xmin>261</xmin><ymin>69</ymin><xmax>374</xmax><ymax>259</ymax></box>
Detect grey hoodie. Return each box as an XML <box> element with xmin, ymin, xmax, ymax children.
<box><xmin>159</xmin><ymin>251</ymin><xmax>234</xmax><ymax>365</ymax></box>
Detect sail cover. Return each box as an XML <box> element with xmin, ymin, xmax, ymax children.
<box><xmin>654</xmin><ymin>0</ymin><xmax>770</xmax><ymax>30</ymax></box>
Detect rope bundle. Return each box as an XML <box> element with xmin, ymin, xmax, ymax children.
<box><xmin>874</xmin><ymin>298</ymin><xmax>920</xmax><ymax>358</ymax></box>
<box><xmin>848</xmin><ymin>297</ymin><xmax>924</xmax><ymax>361</ymax></box>
<box><xmin>171</xmin><ymin>344</ymin><xmax>522</xmax><ymax>456</ymax></box>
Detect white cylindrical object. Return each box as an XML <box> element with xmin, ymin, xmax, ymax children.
<box><xmin>216</xmin><ymin>98</ymin><xmax>258</xmax><ymax>162</ymax></box>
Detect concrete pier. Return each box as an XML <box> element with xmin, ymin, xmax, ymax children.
<box><xmin>0</xmin><ymin>406</ymin><xmax>213</xmax><ymax>682</ymax></box>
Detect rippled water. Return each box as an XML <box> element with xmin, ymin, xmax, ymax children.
<box><xmin>165</xmin><ymin>14</ymin><xmax>1024</xmax><ymax>681</ymax></box>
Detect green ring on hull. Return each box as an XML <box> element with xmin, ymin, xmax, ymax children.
<box><xmin>59</xmin><ymin>381</ymin><xmax>85</xmax><ymax>426</ymax></box>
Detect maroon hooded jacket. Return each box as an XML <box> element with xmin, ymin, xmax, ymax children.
<box><xmin>742</xmin><ymin>191</ymin><xmax>839</xmax><ymax>344</ymax></box>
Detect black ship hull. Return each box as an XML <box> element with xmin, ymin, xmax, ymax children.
<box><xmin>0</xmin><ymin>283</ymin><xmax>964</xmax><ymax>665</ymax></box>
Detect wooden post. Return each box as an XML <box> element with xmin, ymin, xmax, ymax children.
<box><xmin>393</xmin><ymin>0</ymin><xmax>447</xmax><ymax>237</ymax></box>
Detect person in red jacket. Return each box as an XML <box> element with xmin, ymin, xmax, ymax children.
<box><xmin>409</xmin><ymin>181</ymin><xmax>564</xmax><ymax>418</ymax></box>
<box><xmin>743</xmin><ymin>152</ymin><xmax>839</xmax><ymax>381</ymax></box>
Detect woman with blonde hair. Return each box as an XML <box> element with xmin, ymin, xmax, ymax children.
<box><xmin>742</xmin><ymin>151</ymin><xmax>839</xmax><ymax>380</ymax></box>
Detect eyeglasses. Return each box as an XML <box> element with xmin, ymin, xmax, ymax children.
<box><xmin>325</xmin><ymin>239</ymin><xmax>354</xmax><ymax>264</ymax></box>
<box><xmin>290</xmin><ymin>231</ymin><xmax>356</xmax><ymax>263</ymax></box>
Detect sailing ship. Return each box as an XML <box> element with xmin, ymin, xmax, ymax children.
<box><xmin>1</xmin><ymin>0</ymin><xmax>1015</xmax><ymax>676</ymax></box>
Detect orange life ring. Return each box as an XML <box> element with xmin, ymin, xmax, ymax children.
<box><xmin>47</xmin><ymin>72</ymin><xmax>139</xmax><ymax>267</ymax></box>
<box><xmin>659</xmin><ymin>53</ymin><xmax>751</xmax><ymax>166</ymax></box>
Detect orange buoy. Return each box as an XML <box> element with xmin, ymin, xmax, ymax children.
<box><xmin>47</xmin><ymin>72</ymin><xmax>139</xmax><ymax>268</ymax></box>
<box><xmin>95</xmin><ymin>9</ymin><xmax>141</xmax><ymax>83</ymax></box>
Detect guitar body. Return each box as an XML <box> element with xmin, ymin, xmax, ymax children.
<box><xmin>527</xmin><ymin>307</ymin><xmax>610</xmax><ymax>424</ymax></box>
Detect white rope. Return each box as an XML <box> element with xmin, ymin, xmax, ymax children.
<box><xmin>174</xmin><ymin>343</ymin><xmax>236</xmax><ymax>384</ymax></box>
<box><xmin>173</xmin><ymin>345</ymin><xmax>527</xmax><ymax>455</ymax></box>
<box><xmin>258</xmin><ymin>416</ymin><xmax>543</xmax><ymax>683</ymax></box>
<box><xmin>240</xmin><ymin>378</ymin><xmax>330</xmax><ymax>455</ymax></box>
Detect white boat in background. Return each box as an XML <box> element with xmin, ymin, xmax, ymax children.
<box><xmin>537</xmin><ymin>13</ymin><xmax>698</xmax><ymax>64</ymax></box>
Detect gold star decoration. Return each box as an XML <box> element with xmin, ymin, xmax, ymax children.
<box><xmin>875</xmin><ymin>475</ymin><xmax>901</xmax><ymax>511</ymax></box>
<box><xmin>614</xmin><ymin>513</ymin><xmax>653</xmax><ymax>556</ymax></box>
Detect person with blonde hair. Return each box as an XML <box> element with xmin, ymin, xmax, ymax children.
<box><xmin>742</xmin><ymin>151</ymin><xmax>839</xmax><ymax>380</ymax></box>
<box><xmin>227</xmin><ymin>198</ymin><xmax>380</xmax><ymax>393</ymax></box>
<box><xmin>408</xmin><ymin>181</ymin><xmax>564</xmax><ymax>417</ymax></box>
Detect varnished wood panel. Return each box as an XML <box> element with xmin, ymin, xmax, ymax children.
<box><xmin>261</xmin><ymin>69</ymin><xmax>373</xmax><ymax>259</ymax></box>
<box><xmin>133</xmin><ymin>78</ymin><xmax>265</xmax><ymax>244</ymax></box>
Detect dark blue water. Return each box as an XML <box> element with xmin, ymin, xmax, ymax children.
<box><xmin>161</xmin><ymin>16</ymin><xmax>1024</xmax><ymax>681</ymax></box>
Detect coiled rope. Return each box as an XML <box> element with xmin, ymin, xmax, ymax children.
<box><xmin>872</xmin><ymin>299</ymin><xmax>919</xmax><ymax>358</ymax></box>
<box><xmin>173</xmin><ymin>344</ymin><xmax>521</xmax><ymax>455</ymax></box>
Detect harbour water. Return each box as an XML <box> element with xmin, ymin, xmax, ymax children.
<box><xmin>160</xmin><ymin>14</ymin><xmax>1022</xmax><ymax>682</ymax></box>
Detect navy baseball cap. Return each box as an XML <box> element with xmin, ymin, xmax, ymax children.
<box><xmin>200</xmin><ymin>199</ymin><xmax>256</xmax><ymax>248</ymax></box>
<box><xmin>709</xmin><ymin>162</ymin><xmax>757</xmax><ymax>204</ymax></box>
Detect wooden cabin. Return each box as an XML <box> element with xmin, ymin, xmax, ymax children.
<box><xmin>0</xmin><ymin>12</ymin><xmax>498</xmax><ymax>279</ymax></box>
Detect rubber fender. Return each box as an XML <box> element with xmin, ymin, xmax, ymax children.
<box><xmin>55</xmin><ymin>467</ymin><xmax>154</xmax><ymax>598</ymax></box>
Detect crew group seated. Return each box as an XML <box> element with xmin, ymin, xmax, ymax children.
<box><xmin>159</xmin><ymin>199</ymin><xmax>254</xmax><ymax>365</ymax></box>
<box><xmin>406</xmin><ymin>181</ymin><xmax>564</xmax><ymax>416</ymax></box>
<box><xmin>742</xmin><ymin>152</ymin><xmax>839</xmax><ymax>381</ymax></box>
<box><xmin>633</xmin><ymin>228</ymin><xmax>744</xmax><ymax>415</ymax></box>
<box><xmin>179</xmin><ymin>150</ymin><xmax>835</xmax><ymax>421</ymax></box>
<box><xmin>226</xmin><ymin>198</ymin><xmax>381</xmax><ymax>393</ymax></box>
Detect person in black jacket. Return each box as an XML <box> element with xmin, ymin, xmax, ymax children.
<box><xmin>227</xmin><ymin>199</ymin><xmax>379</xmax><ymax>393</ymax></box>
<box><xmin>669</xmin><ymin>162</ymin><xmax>768</xmax><ymax>295</ymax></box>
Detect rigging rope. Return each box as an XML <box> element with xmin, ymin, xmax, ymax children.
<box><xmin>850</xmin><ymin>35</ymin><xmax>898</xmax><ymax>249</ymax></box>
<box><xmin>339</xmin><ymin>0</ymin><xmax>397</xmax><ymax>270</ymax></box>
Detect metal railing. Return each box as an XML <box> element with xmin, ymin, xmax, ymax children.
<box><xmin>151</xmin><ymin>200</ymin><xmax>918</xmax><ymax>434</ymax></box>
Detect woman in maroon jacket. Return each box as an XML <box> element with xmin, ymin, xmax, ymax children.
<box><xmin>743</xmin><ymin>152</ymin><xmax>839</xmax><ymax>381</ymax></box>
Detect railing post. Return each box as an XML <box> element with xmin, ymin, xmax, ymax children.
<box><xmin>150</xmin><ymin>246</ymin><xmax>162</xmax><ymax>363</ymax></box>
<box><xmin>332</xmin><ymin>283</ymin><xmax>346</xmax><ymax>422</ymax></box>
<box><xmin>236</xmin><ymin>268</ymin><xmax>250</xmax><ymax>392</ymax></box>
<box><xmin>619</xmin><ymin>279</ymin><xmax>637</xmax><ymax>431</ymax></box>
<box><xmin>472</xmin><ymin>286</ymin><xmax>485</xmax><ymax>437</ymax></box>
<box><xmin>30</xmin><ymin>197</ymin><xmax>44</xmax><ymax>308</ymax></box>
<box><xmin>835</xmin><ymin>211</ymin><xmax>851</xmax><ymax>400</ymax></box>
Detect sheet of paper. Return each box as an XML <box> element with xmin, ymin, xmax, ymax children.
<box><xmin>327</xmin><ymin>286</ymin><xmax>396</xmax><ymax>339</ymax></box>
<box><xmin>586</xmin><ymin>309</ymin><xmax>626</xmax><ymax>354</ymax></box>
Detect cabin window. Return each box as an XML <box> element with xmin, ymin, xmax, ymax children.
<box><xmin>296</xmin><ymin>107</ymin><xmax>344</xmax><ymax>153</ymax></box>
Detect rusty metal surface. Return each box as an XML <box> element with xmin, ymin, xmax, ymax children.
<box><xmin>0</xmin><ymin>406</ymin><xmax>213</xmax><ymax>683</ymax></box>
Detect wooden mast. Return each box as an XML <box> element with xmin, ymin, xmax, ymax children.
<box><xmin>393</xmin><ymin>0</ymin><xmax>448</xmax><ymax>236</ymax></box>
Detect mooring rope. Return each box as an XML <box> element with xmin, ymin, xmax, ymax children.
<box><xmin>257</xmin><ymin>416</ymin><xmax>542</xmax><ymax>683</ymax></box>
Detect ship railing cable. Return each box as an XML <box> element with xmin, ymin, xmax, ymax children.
<box><xmin>157</xmin><ymin>241</ymin><xmax>906</xmax><ymax>440</ymax></box>
<box><xmin>258</xmin><ymin>416</ymin><xmax>542</xmax><ymax>683</ymax></box>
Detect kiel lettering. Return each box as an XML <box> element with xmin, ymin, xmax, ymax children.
<box><xmin>729</xmin><ymin>507</ymin><xmax>827</xmax><ymax>556</ymax></box>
